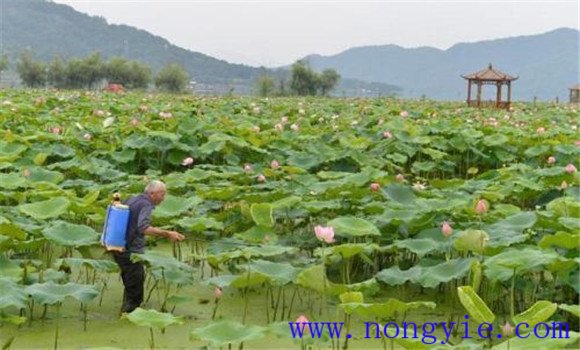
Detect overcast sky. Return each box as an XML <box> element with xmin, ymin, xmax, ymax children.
<box><xmin>53</xmin><ymin>0</ymin><xmax>579</xmax><ymax>67</ymax></box>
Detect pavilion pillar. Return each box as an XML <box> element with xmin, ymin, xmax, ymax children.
<box><xmin>467</xmin><ymin>80</ymin><xmax>472</xmax><ymax>105</ymax></box>
<box><xmin>507</xmin><ymin>81</ymin><xmax>512</xmax><ymax>108</ymax></box>
<box><xmin>496</xmin><ymin>82</ymin><xmax>502</xmax><ymax>108</ymax></box>
<box><xmin>476</xmin><ymin>82</ymin><xmax>482</xmax><ymax>107</ymax></box>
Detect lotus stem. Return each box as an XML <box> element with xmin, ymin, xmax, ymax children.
<box><xmin>54</xmin><ymin>302</ymin><xmax>61</xmax><ymax>350</ymax></box>
<box><xmin>149</xmin><ymin>327</ymin><xmax>155</xmax><ymax>349</ymax></box>
<box><xmin>510</xmin><ymin>268</ymin><xmax>516</xmax><ymax>320</ymax></box>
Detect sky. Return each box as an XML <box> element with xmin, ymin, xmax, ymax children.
<box><xmin>53</xmin><ymin>0</ymin><xmax>579</xmax><ymax>67</ymax></box>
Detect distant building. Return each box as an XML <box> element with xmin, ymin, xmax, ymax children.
<box><xmin>461</xmin><ymin>64</ymin><xmax>518</xmax><ymax>110</ymax></box>
<box><xmin>569</xmin><ymin>84</ymin><xmax>580</xmax><ymax>103</ymax></box>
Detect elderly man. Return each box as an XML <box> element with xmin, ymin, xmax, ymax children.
<box><xmin>113</xmin><ymin>180</ymin><xmax>185</xmax><ymax>313</ymax></box>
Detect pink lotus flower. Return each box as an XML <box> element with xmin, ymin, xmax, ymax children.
<box><xmin>93</xmin><ymin>109</ymin><xmax>105</xmax><ymax>117</ymax></box>
<box><xmin>22</xmin><ymin>168</ymin><xmax>30</xmax><ymax>177</ymax></box>
<box><xmin>395</xmin><ymin>174</ymin><xmax>405</xmax><ymax>183</ymax></box>
<box><xmin>83</xmin><ymin>133</ymin><xmax>92</xmax><ymax>141</ymax></box>
<box><xmin>290</xmin><ymin>123</ymin><xmax>299</xmax><ymax>131</ymax></box>
<box><xmin>412</xmin><ymin>182</ymin><xmax>427</xmax><ymax>191</ymax></box>
<box><xmin>243</xmin><ymin>163</ymin><xmax>252</xmax><ymax>173</ymax></box>
<box><xmin>296</xmin><ymin>315</ymin><xmax>309</xmax><ymax>324</ymax></box>
<box><xmin>213</xmin><ymin>287</ymin><xmax>223</xmax><ymax>299</ymax></box>
<box><xmin>536</xmin><ymin>127</ymin><xmax>545</xmax><ymax>134</ymax></box>
<box><xmin>298</xmin><ymin>109</ymin><xmax>306</xmax><ymax>115</ymax></box>
<box><xmin>382</xmin><ymin>131</ymin><xmax>393</xmax><ymax>139</ymax></box>
<box><xmin>377</xmin><ymin>119</ymin><xmax>384</xmax><ymax>125</ymax></box>
<box><xmin>181</xmin><ymin>157</ymin><xmax>194</xmax><ymax>166</ymax></box>
<box><xmin>159</xmin><ymin>111</ymin><xmax>173</xmax><ymax>119</ymax></box>
<box><xmin>400</xmin><ymin>110</ymin><xmax>409</xmax><ymax>118</ymax></box>
<box><xmin>475</xmin><ymin>199</ymin><xmax>488</xmax><ymax>214</ymax></box>
<box><xmin>257</xmin><ymin>174</ymin><xmax>266</xmax><ymax>182</ymax></box>
<box><xmin>547</xmin><ymin>156</ymin><xmax>556</xmax><ymax>165</ymax></box>
<box><xmin>130</xmin><ymin>118</ymin><xmax>140</xmax><ymax>126</ymax></box>
<box><xmin>281</xmin><ymin>116</ymin><xmax>289</xmax><ymax>124</ymax></box>
<box><xmin>139</xmin><ymin>105</ymin><xmax>149</xmax><ymax>112</ymax></box>
<box><xmin>560</xmin><ymin>181</ymin><xmax>568</xmax><ymax>190</ymax></box>
<box><xmin>314</xmin><ymin>225</ymin><xmax>335</xmax><ymax>244</ymax></box>
<box><xmin>252</xmin><ymin>106</ymin><xmax>261</xmax><ymax>114</ymax></box>
<box><xmin>565</xmin><ymin>163</ymin><xmax>577</xmax><ymax>173</ymax></box>
<box><xmin>274</xmin><ymin>123</ymin><xmax>284</xmax><ymax>131</ymax></box>
<box><xmin>51</xmin><ymin>127</ymin><xmax>61</xmax><ymax>135</ymax></box>
<box><xmin>575</xmin><ymin>140</ymin><xmax>580</xmax><ymax>146</ymax></box>
<box><xmin>441</xmin><ymin>221</ymin><xmax>453</xmax><ymax>237</ymax></box>
<box><xmin>370</xmin><ymin>182</ymin><xmax>380</xmax><ymax>192</ymax></box>
<box><xmin>270</xmin><ymin>160</ymin><xmax>280</xmax><ymax>170</ymax></box>
<box><xmin>501</xmin><ymin>322</ymin><xmax>514</xmax><ymax>337</ymax></box>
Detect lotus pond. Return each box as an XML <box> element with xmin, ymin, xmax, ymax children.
<box><xmin>0</xmin><ymin>89</ymin><xmax>579</xmax><ymax>349</ymax></box>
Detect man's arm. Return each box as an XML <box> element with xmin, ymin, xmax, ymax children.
<box><xmin>144</xmin><ymin>226</ymin><xmax>185</xmax><ymax>242</ymax></box>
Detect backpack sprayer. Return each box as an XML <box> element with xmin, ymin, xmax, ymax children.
<box><xmin>101</xmin><ymin>192</ymin><xmax>130</xmax><ymax>252</ymax></box>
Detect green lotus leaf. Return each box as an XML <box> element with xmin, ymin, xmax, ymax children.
<box><xmin>327</xmin><ymin>243</ymin><xmax>376</xmax><ymax>259</ymax></box>
<box><xmin>390</xmin><ymin>239</ymin><xmax>441</xmax><ymax>258</ymax></box>
<box><xmin>27</xmin><ymin>167</ymin><xmax>64</xmax><ymax>184</ymax></box>
<box><xmin>124</xmin><ymin>308</ymin><xmax>183</xmax><ymax>329</ymax></box>
<box><xmin>271</xmin><ymin>196</ymin><xmax>302</xmax><ymax>210</ymax></box>
<box><xmin>558</xmin><ymin>304</ymin><xmax>580</xmax><ymax>317</ymax></box>
<box><xmin>484</xmin><ymin>247</ymin><xmax>560</xmax><ymax>281</ymax></box>
<box><xmin>491</xmin><ymin>331</ymin><xmax>580</xmax><ymax>350</ymax></box>
<box><xmin>0</xmin><ymin>278</ymin><xmax>27</xmax><ymax>309</ymax></box>
<box><xmin>341</xmin><ymin>299</ymin><xmax>435</xmax><ymax>319</ymax></box>
<box><xmin>376</xmin><ymin>258</ymin><xmax>474</xmax><ymax>288</ymax></box>
<box><xmin>205</xmin><ymin>274</ymin><xmax>237</xmax><ymax>289</ymax></box>
<box><xmin>25</xmin><ymin>282</ymin><xmax>99</xmax><ymax>305</ymax></box>
<box><xmin>0</xmin><ymin>223</ymin><xmax>28</xmax><ymax>240</ymax></box>
<box><xmin>383</xmin><ymin>184</ymin><xmax>416</xmax><ymax>205</ymax></box>
<box><xmin>42</xmin><ymin>221</ymin><xmax>99</xmax><ymax>247</ymax></box>
<box><xmin>0</xmin><ymin>173</ymin><xmax>26</xmax><ymax>189</ymax></box>
<box><xmin>196</xmin><ymin>186</ymin><xmax>240</xmax><ymax>201</ymax></box>
<box><xmin>546</xmin><ymin>197</ymin><xmax>580</xmax><ymax>218</ymax></box>
<box><xmin>457</xmin><ymin>286</ymin><xmax>495</xmax><ymax>324</ymax></box>
<box><xmin>152</xmin><ymin>195</ymin><xmax>198</xmax><ymax>218</ymax></box>
<box><xmin>0</xmin><ymin>142</ymin><xmax>27</xmax><ymax>162</ymax></box>
<box><xmin>190</xmin><ymin>319</ymin><xmax>266</xmax><ymax>347</ymax></box>
<box><xmin>454</xmin><ymin>230</ymin><xmax>489</xmax><ymax>254</ymax></box>
<box><xmin>302</xmin><ymin>200</ymin><xmax>342</xmax><ymax>213</ymax></box>
<box><xmin>131</xmin><ymin>251</ymin><xmax>193</xmax><ymax>272</ymax></box>
<box><xmin>327</xmin><ymin>216</ymin><xmax>380</xmax><ymax>237</ymax></box>
<box><xmin>375</xmin><ymin>265</ymin><xmax>421</xmax><ymax>286</ymax></box>
<box><xmin>244</xmin><ymin>259</ymin><xmax>298</xmax><ymax>285</ymax></box>
<box><xmin>176</xmin><ymin>216</ymin><xmax>223</xmax><ymax>232</ymax></box>
<box><xmin>235</xmin><ymin>225</ymin><xmax>275</xmax><ymax>244</ymax></box>
<box><xmin>513</xmin><ymin>301</ymin><xmax>557</xmax><ymax>327</ymax></box>
<box><xmin>483</xmin><ymin>134</ymin><xmax>508</xmax><ymax>146</ymax></box>
<box><xmin>55</xmin><ymin>258</ymin><xmax>118</xmax><ymax>273</ymax></box>
<box><xmin>558</xmin><ymin>217</ymin><xmax>580</xmax><ymax>232</ymax></box>
<box><xmin>538</xmin><ymin>232</ymin><xmax>579</xmax><ymax>249</ymax></box>
<box><xmin>241</xmin><ymin>245</ymin><xmax>297</xmax><ymax>259</ymax></box>
<box><xmin>250</xmin><ymin>203</ymin><xmax>274</xmax><ymax>227</ymax></box>
<box><xmin>287</xmin><ymin>153</ymin><xmax>325</xmax><ymax>170</ymax></box>
<box><xmin>0</xmin><ymin>256</ymin><xmax>22</xmax><ymax>280</ymax></box>
<box><xmin>339</xmin><ymin>291</ymin><xmax>364</xmax><ymax>304</ymax></box>
<box><xmin>151</xmin><ymin>267</ymin><xmax>194</xmax><ymax>285</ymax></box>
<box><xmin>19</xmin><ymin>197</ymin><xmax>70</xmax><ymax>220</ymax></box>
<box><xmin>486</xmin><ymin>212</ymin><xmax>536</xmax><ymax>247</ymax></box>
<box><xmin>384</xmin><ymin>324</ymin><xmax>431</xmax><ymax>350</ymax></box>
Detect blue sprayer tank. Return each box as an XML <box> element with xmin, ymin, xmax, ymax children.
<box><xmin>101</xmin><ymin>193</ymin><xmax>130</xmax><ymax>252</ymax></box>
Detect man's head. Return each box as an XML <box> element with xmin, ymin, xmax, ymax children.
<box><xmin>145</xmin><ymin>180</ymin><xmax>166</xmax><ymax>205</ymax></box>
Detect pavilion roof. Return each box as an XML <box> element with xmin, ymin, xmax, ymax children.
<box><xmin>462</xmin><ymin>64</ymin><xmax>518</xmax><ymax>81</ymax></box>
<box><xmin>569</xmin><ymin>84</ymin><xmax>580</xmax><ymax>91</ymax></box>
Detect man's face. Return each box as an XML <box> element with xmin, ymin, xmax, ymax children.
<box><xmin>150</xmin><ymin>189</ymin><xmax>166</xmax><ymax>205</ymax></box>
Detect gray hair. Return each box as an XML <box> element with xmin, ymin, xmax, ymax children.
<box><xmin>145</xmin><ymin>180</ymin><xmax>166</xmax><ymax>194</ymax></box>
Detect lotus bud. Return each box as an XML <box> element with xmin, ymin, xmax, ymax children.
<box><xmin>290</xmin><ymin>123</ymin><xmax>299</xmax><ymax>131</ymax></box>
<box><xmin>382</xmin><ymin>131</ymin><xmax>393</xmax><ymax>139</ymax></box>
<box><xmin>565</xmin><ymin>163</ymin><xmax>577</xmax><ymax>173</ymax></box>
<box><xmin>441</xmin><ymin>221</ymin><xmax>453</xmax><ymax>237</ymax></box>
<box><xmin>281</xmin><ymin>116</ymin><xmax>289</xmax><ymax>124</ymax></box>
<box><xmin>213</xmin><ymin>287</ymin><xmax>223</xmax><ymax>299</ymax></box>
<box><xmin>93</xmin><ymin>109</ymin><xmax>105</xmax><ymax>117</ymax></box>
<box><xmin>274</xmin><ymin>123</ymin><xmax>284</xmax><ymax>131</ymax></box>
<box><xmin>51</xmin><ymin>127</ymin><xmax>61</xmax><ymax>134</ymax></box>
<box><xmin>475</xmin><ymin>199</ymin><xmax>488</xmax><ymax>214</ymax></box>
<box><xmin>159</xmin><ymin>111</ymin><xmax>173</xmax><ymax>119</ymax></box>
<box><xmin>130</xmin><ymin>118</ymin><xmax>140</xmax><ymax>126</ymax></box>
<box><xmin>181</xmin><ymin>157</ymin><xmax>194</xmax><ymax>166</ymax></box>
<box><xmin>395</xmin><ymin>174</ymin><xmax>405</xmax><ymax>183</ymax></box>
<box><xmin>536</xmin><ymin>127</ymin><xmax>545</xmax><ymax>134</ymax></box>
<box><xmin>257</xmin><ymin>174</ymin><xmax>266</xmax><ymax>182</ymax></box>
<box><xmin>83</xmin><ymin>133</ymin><xmax>92</xmax><ymax>141</ymax></box>
<box><xmin>370</xmin><ymin>182</ymin><xmax>380</xmax><ymax>192</ymax></box>
<box><xmin>547</xmin><ymin>156</ymin><xmax>556</xmax><ymax>165</ymax></box>
<box><xmin>560</xmin><ymin>181</ymin><xmax>568</xmax><ymax>190</ymax></box>
<box><xmin>400</xmin><ymin>110</ymin><xmax>409</xmax><ymax>118</ymax></box>
<box><xmin>270</xmin><ymin>160</ymin><xmax>280</xmax><ymax>170</ymax></box>
<box><xmin>243</xmin><ymin>163</ymin><xmax>252</xmax><ymax>173</ymax></box>
<box><xmin>251</xmin><ymin>125</ymin><xmax>260</xmax><ymax>133</ymax></box>
<box><xmin>575</xmin><ymin>140</ymin><xmax>580</xmax><ymax>146</ymax></box>
<box><xmin>501</xmin><ymin>322</ymin><xmax>514</xmax><ymax>337</ymax></box>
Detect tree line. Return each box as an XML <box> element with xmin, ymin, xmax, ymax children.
<box><xmin>7</xmin><ymin>51</ymin><xmax>189</xmax><ymax>92</ymax></box>
<box><xmin>256</xmin><ymin>60</ymin><xmax>340</xmax><ymax>97</ymax></box>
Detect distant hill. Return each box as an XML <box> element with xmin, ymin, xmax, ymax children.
<box><xmin>304</xmin><ymin>28</ymin><xmax>580</xmax><ymax>101</ymax></box>
<box><xmin>1</xmin><ymin>0</ymin><xmax>399</xmax><ymax>96</ymax></box>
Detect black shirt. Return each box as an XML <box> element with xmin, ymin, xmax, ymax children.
<box><xmin>124</xmin><ymin>193</ymin><xmax>154</xmax><ymax>253</ymax></box>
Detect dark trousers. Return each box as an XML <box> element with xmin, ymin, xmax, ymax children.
<box><xmin>113</xmin><ymin>251</ymin><xmax>144</xmax><ymax>313</ymax></box>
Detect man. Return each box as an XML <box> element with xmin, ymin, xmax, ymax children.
<box><xmin>113</xmin><ymin>180</ymin><xmax>185</xmax><ymax>313</ymax></box>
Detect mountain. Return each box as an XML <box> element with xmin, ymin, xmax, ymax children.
<box><xmin>1</xmin><ymin>0</ymin><xmax>399</xmax><ymax>96</ymax></box>
<box><xmin>304</xmin><ymin>28</ymin><xmax>580</xmax><ymax>101</ymax></box>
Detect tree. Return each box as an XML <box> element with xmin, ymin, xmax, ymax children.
<box><xmin>47</xmin><ymin>56</ymin><xmax>66</xmax><ymax>88</ymax></box>
<box><xmin>256</xmin><ymin>75</ymin><xmax>275</xmax><ymax>97</ymax></box>
<box><xmin>105</xmin><ymin>57</ymin><xmax>151</xmax><ymax>89</ymax></box>
<box><xmin>81</xmin><ymin>52</ymin><xmax>105</xmax><ymax>89</ymax></box>
<box><xmin>0</xmin><ymin>54</ymin><xmax>8</xmax><ymax>72</ymax></box>
<box><xmin>155</xmin><ymin>63</ymin><xmax>189</xmax><ymax>93</ymax></box>
<box><xmin>289</xmin><ymin>60</ymin><xmax>318</xmax><ymax>96</ymax></box>
<box><xmin>16</xmin><ymin>51</ymin><xmax>47</xmax><ymax>88</ymax></box>
<box><xmin>317</xmin><ymin>69</ymin><xmax>340</xmax><ymax>96</ymax></box>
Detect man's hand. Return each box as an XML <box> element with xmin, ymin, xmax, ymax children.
<box><xmin>166</xmin><ymin>230</ymin><xmax>185</xmax><ymax>242</ymax></box>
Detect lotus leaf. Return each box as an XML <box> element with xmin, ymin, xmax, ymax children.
<box><xmin>190</xmin><ymin>319</ymin><xmax>266</xmax><ymax>347</ymax></box>
<box><xmin>513</xmin><ymin>301</ymin><xmax>557</xmax><ymax>327</ymax></box>
<box><xmin>19</xmin><ymin>197</ymin><xmax>70</xmax><ymax>220</ymax></box>
<box><xmin>327</xmin><ymin>216</ymin><xmax>380</xmax><ymax>237</ymax></box>
<box><xmin>25</xmin><ymin>282</ymin><xmax>99</xmax><ymax>305</ymax></box>
<box><xmin>42</xmin><ymin>221</ymin><xmax>99</xmax><ymax>247</ymax></box>
<box><xmin>457</xmin><ymin>286</ymin><xmax>495</xmax><ymax>324</ymax></box>
<box><xmin>0</xmin><ymin>278</ymin><xmax>27</xmax><ymax>309</ymax></box>
<box><xmin>124</xmin><ymin>308</ymin><xmax>183</xmax><ymax>329</ymax></box>
<box><xmin>250</xmin><ymin>203</ymin><xmax>274</xmax><ymax>227</ymax></box>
